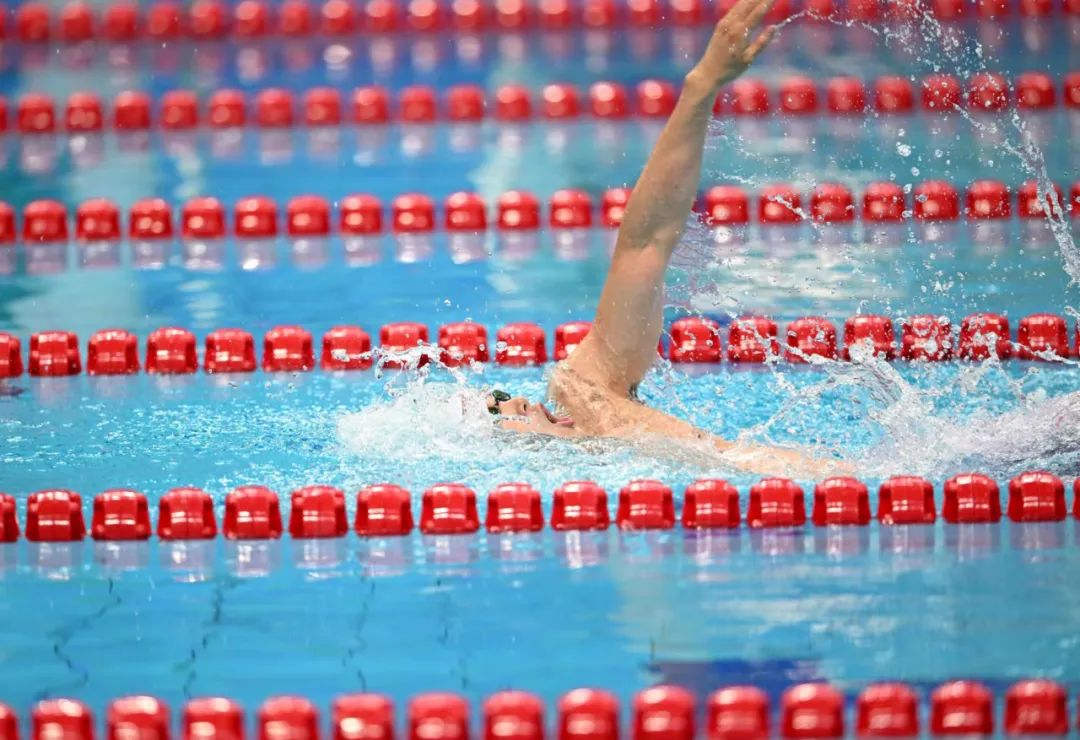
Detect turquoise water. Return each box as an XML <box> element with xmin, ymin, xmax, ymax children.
<box><xmin>2</xmin><ymin>8</ymin><xmax>1080</xmax><ymax>726</ymax></box>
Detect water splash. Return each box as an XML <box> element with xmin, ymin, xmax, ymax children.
<box><xmin>658</xmin><ymin>2</ymin><xmax>1080</xmax><ymax>477</ymax></box>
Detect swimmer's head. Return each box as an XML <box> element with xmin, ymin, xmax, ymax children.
<box><xmin>486</xmin><ymin>389</ymin><xmax>576</xmax><ymax>437</ymax></box>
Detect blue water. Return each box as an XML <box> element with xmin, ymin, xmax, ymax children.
<box><xmin>2</xmin><ymin>9</ymin><xmax>1080</xmax><ymax>727</ymax></box>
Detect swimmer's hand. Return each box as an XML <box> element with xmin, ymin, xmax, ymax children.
<box><xmin>687</xmin><ymin>0</ymin><xmax>777</xmax><ymax>93</ymax></box>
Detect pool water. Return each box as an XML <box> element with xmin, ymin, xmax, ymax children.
<box><xmin>2</xmin><ymin>1</ymin><xmax>1080</xmax><ymax>728</ymax></box>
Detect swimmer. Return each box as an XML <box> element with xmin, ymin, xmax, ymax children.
<box><xmin>487</xmin><ymin>0</ymin><xmax>849</xmax><ymax>477</ymax></box>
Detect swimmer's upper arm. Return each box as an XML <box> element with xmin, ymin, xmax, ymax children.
<box><xmin>573</xmin><ymin>80</ymin><xmax>721</xmax><ymax>393</ymax></box>
<box><xmin>567</xmin><ymin>0</ymin><xmax>779</xmax><ymax>393</ymax></box>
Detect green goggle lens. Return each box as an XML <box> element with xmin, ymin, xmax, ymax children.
<box><xmin>489</xmin><ymin>390</ymin><xmax>511</xmax><ymax>415</ymax></box>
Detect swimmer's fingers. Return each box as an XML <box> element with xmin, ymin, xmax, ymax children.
<box><xmin>743</xmin><ymin>24</ymin><xmax>776</xmax><ymax>62</ymax></box>
<box><xmin>727</xmin><ymin>0</ymin><xmax>773</xmax><ymax>26</ymax></box>
<box><xmin>741</xmin><ymin>0</ymin><xmax>777</xmax><ymax>32</ymax></box>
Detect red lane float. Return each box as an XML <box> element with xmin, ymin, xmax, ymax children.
<box><xmin>551</xmin><ymin>481</ymin><xmax>610</xmax><ymax>531</ymax></box>
<box><xmin>26</xmin><ymin>490</ymin><xmax>85</xmax><ymax>542</ymax></box>
<box><xmin>812</xmin><ymin>477</ymin><xmax>871</xmax><ymax>526</ymax></box>
<box><xmin>380</xmin><ymin>322</ymin><xmax>429</xmax><ymax>369</ymax></box>
<box><xmin>322</xmin><ymin>325</ymin><xmax>373</xmax><ymax>371</ymax></box>
<box><xmin>966</xmin><ymin>180</ymin><xmax>1011</xmax><ymax>220</ymax></box>
<box><xmin>616</xmin><ymin>479</ymin><xmax>675</xmax><ymax>530</ymax></box>
<box><xmin>5</xmin><ymin>472</ymin><xmax>1080</xmax><ymax>547</ymax></box>
<box><xmin>1004</xmin><ymin>679</ymin><xmax>1069</xmax><ymax>735</ymax></box>
<box><xmin>874</xmin><ymin>77</ymin><xmax>914</xmax><ymax>114</ymax></box>
<box><xmin>130</xmin><ymin>199</ymin><xmax>173</xmax><ymax>243</ymax></box>
<box><xmin>88</xmin><ymin>329</ymin><xmax>140</xmax><ymax>375</ymax></box>
<box><xmin>183</xmin><ymin>698</ymin><xmax>245</xmax><ymax>740</ymax></box>
<box><xmin>558</xmin><ymin>689</ymin><xmax>618</xmax><ymax>740</ymax></box>
<box><xmin>810</xmin><ymin>184</ymin><xmax>855</xmax><ymax>224</ymax></box>
<box><xmin>707</xmin><ymin>686</ymin><xmax>770</xmax><ymax>740</ymax></box>
<box><xmin>75</xmin><ymin>199</ymin><xmax>121</xmax><ymax>242</ymax></box>
<box><xmin>931</xmin><ymin>681</ymin><xmax>993</xmax><ymax>736</ymax></box>
<box><xmin>107</xmin><ymin>697</ymin><xmax>170</xmax><ymax>740</ymax></box>
<box><xmin>779</xmin><ymin>77</ymin><xmax>818</xmax><ymax>116</ymax></box>
<box><xmin>900</xmin><ymin>315</ymin><xmax>954</xmax><ymax>361</ymax></box>
<box><xmin>0</xmin><ymin>333</ymin><xmax>22</xmax><ymax>378</ymax></box>
<box><xmin>5</xmin><ymin>176</ymin><xmax>1078</xmax><ymax>249</ymax></box>
<box><xmin>682</xmin><ymin>479</ymin><xmax>740</xmax><ymax>528</ymax></box>
<box><xmin>634</xmin><ymin>686</ymin><xmax>694</xmax><ymax>740</ymax></box>
<box><xmin>913</xmin><ymin>181</ymin><xmax>960</xmax><ymax>221</ymax></box>
<box><xmin>3</xmin><ymin>311</ymin><xmax>1078</xmax><ymax>382</ymax></box>
<box><xmin>224</xmin><ymin>485</ymin><xmax>283</xmax><ymax>539</ymax></box>
<box><xmin>1018</xmin><ymin>313</ymin><xmax>1070</xmax><ymax>360</ymax></box>
<box><xmin>485</xmin><ymin>692</ymin><xmax>544</xmax><ymax>740</ymax></box>
<box><xmin>486</xmin><ymin>482</ymin><xmax>544</xmax><ymax>533</ymax></box>
<box><xmin>146</xmin><ymin>327</ymin><xmax>198</xmax><ymax>374</ymax></box>
<box><xmin>206</xmin><ymin>329</ymin><xmax>258</xmax><ymax>373</ymax></box>
<box><xmin>942</xmin><ymin>473</ymin><xmax>1002</xmax><ymax>523</ymax></box>
<box><xmin>157</xmin><ymin>487</ymin><xmax>217</xmax><ymax>540</ymax></box>
<box><xmin>958</xmin><ymin>314</ymin><xmax>1011</xmax><ymax>361</ymax></box>
<box><xmin>11</xmin><ymin>0</ymin><xmax>1080</xmax><ymax>45</ymax></box>
<box><xmin>864</xmin><ymin>183</ymin><xmax>907</xmax><ymax>223</ymax></box>
<box><xmin>258</xmin><ymin>697</ymin><xmax>319</xmax><ymax>740</ymax></box>
<box><xmin>781</xmin><ymin>683</ymin><xmax>844</xmax><ymax>739</ymax></box>
<box><xmin>29</xmin><ymin>331</ymin><xmax>81</xmax><ymax>376</ymax></box>
<box><xmin>92</xmin><ymin>489</ymin><xmax>151</xmax><ymax>540</ymax></box>
<box><xmin>288</xmin><ymin>485</ymin><xmax>348</xmax><ymax>538</ymax></box>
<box><xmin>759</xmin><ymin>184</ymin><xmax>802</xmax><ymax>224</ymax></box>
<box><xmin>288</xmin><ymin>194</ymin><xmax>332</xmax><ymax>235</ymax></box>
<box><xmin>33</xmin><ymin>700</ymin><xmax>94</xmax><ymax>740</ymax></box>
<box><xmin>669</xmin><ymin>317</ymin><xmax>722</xmax><ymax>363</ymax></box>
<box><xmin>333</xmin><ymin>694</ymin><xmax>394</xmax><ymax>740</ymax></box>
<box><xmin>438</xmin><ymin>322</ymin><xmax>489</xmax><ymax>366</ymax></box>
<box><xmin>6</xmin><ymin>71</ymin><xmax>1074</xmax><ymax>140</ymax></box>
<box><xmin>0</xmin><ymin>495</ymin><xmax>20</xmax><ymax>543</ymax></box>
<box><xmin>420</xmin><ymin>483</ymin><xmax>479</xmax><ymax>535</ymax></box>
<box><xmin>856</xmin><ymin>683</ymin><xmax>919</xmax><ymax>738</ymax></box>
<box><xmin>6</xmin><ymin>680</ymin><xmax>1078</xmax><ymax>740</ymax></box>
<box><xmin>1007</xmin><ymin>471</ymin><xmax>1066</xmax><ymax>522</ymax></box>
<box><xmin>355</xmin><ymin>484</ymin><xmax>414</xmax><ymax>536</ymax></box>
<box><xmin>877</xmin><ymin>476</ymin><xmax>936</xmax><ymax>525</ymax></box>
<box><xmin>703</xmin><ymin>186</ymin><xmax>751</xmax><ymax>226</ymax></box>
<box><xmin>843</xmin><ymin>315</ymin><xmax>895</xmax><ymax>360</ymax></box>
<box><xmin>495</xmin><ymin>323</ymin><xmax>547</xmax><ymax>366</ymax></box>
<box><xmin>785</xmin><ymin>317</ymin><xmax>837</xmax><ymax>362</ymax></box>
<box><xmin>263</xmin><ymin>325</ymin><xmax>315</xmax><ymax>372</ymax></box>
<box><xmin>747</xmin><ymin>477</ymin><xmax>805</xmax><ymax>528</ymax></box>
<box><xmin>727</xmin><ymin>316</ymin><xmax>779</xmax><ymax>363</ymax></box>
<box><xmin>409</xmin><ymin>694</ymin><xmax>468</xmax><ymax>740</ymax></box>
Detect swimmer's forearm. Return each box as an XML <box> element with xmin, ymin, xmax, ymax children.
<box><xmin>613</xmin><ymin>0</ymin><xmax>775</xmax><ymax>259</ymax></box>
<box><xmin>613</xmin><ymin>78</ymin><xmax>717</xmax><ymax>259</ymax></box>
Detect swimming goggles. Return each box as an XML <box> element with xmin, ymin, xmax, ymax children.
<box><xmin>488</xmin><ymin>389</ymin><xmax>512</xmax><ymax>415</ymax></box>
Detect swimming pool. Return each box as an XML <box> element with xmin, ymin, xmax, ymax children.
<box><xmin>2</xmin><ymin>1</ymin><xmax>1080</xmax><ymax>736</ymax></box>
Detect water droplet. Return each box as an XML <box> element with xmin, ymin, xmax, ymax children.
<box><xmin>896</xmin><ymin>143</ymin><xmax>912</xmax><ymax>157</ymax></box>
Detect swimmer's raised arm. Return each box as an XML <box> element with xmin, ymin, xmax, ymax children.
<box><xmin>565</xmin><ymin>0</ymin><xmax>777</xmax><ymax>393</ymax></box>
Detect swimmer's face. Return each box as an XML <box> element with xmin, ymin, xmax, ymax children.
<box><xmin>486</xmin><ymin>394</ymin><xmax>577</xmax><ymax>437</ymax></box>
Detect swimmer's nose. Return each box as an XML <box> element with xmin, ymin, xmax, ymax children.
<box><xmin>502</xmin><ymin>397</ymin><xmax>530</xmax><ymax>416</ymax></box>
